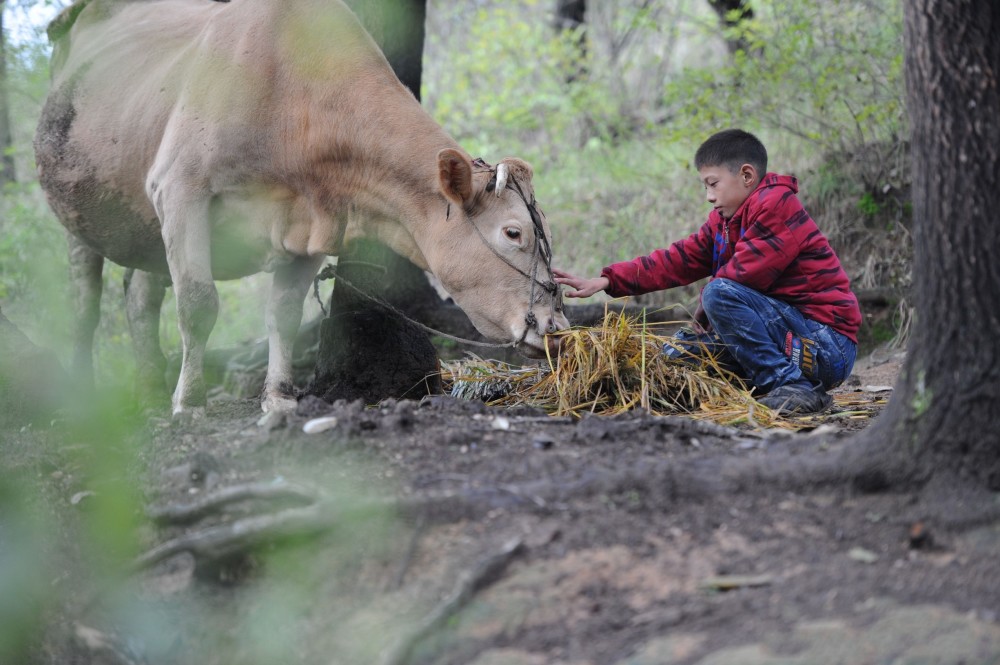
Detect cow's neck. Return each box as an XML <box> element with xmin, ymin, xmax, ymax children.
<box><xmin>310</xmin><ymin>108</ymin><xmax>458</xmax><ymax>272</ymax></box>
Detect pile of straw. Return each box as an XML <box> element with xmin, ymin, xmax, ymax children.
<box><xmin>442</xmin><ymin>307</ymin><xmax>789</xmax><ymax>429</ymax></box>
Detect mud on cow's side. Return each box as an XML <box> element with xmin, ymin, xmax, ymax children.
<box><xmin>34</xmin><ymin>0</ymin><xmax>568</xmax><ymax>417</ymax></box>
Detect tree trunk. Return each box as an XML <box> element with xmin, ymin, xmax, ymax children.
<box><xmin>706</xmin><ymin>0</ymin><xmax>754</xmax><ymax>55</ymax></box>
<box><xmin>311</xmin><ymin>2</ymin><xmax>439</xmax><ymax>404</ymax></box>
<box><xmin>0</xmin><ymin>307</ymin><xmax>71</xmax><ymax>427</ymax></box>
<box><xmin>309</xmin><ymin>241</ymin><xmax>443</xmax><ymax>405</ymax></box>
<box><xmin>344</xmin><ymin>0</ymin><xmax>426</xmax><ymax>99</ymax></box>
<box><xmin>554</xmin><ymin>0</ymin><xmax>587</xmax><ymax>83</ymax></box>
<box><xmin>850</xmin><ymin>0</ymin><xmax>1000</xmax><ymax>489</ymax></box>
<box><xmin>0</xmin><ymin>0</ymin><xmax>17</xmax><ymax>184</ymax></box>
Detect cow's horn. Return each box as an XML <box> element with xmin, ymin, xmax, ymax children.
<box><xmin>495</xmin><ymin>163</ymin><xmax>508</xmax><ymax>197</ymax></box>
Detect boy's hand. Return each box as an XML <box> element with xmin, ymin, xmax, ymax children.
<box><xmin>553</xmin><ymin>268</ymin><xmax>609</xmax><ymax>298</ymax></box>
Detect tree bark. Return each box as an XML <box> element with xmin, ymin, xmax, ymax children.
<box><xmin>554</xmin><ymin>0</ymin><xmax>587</xmax><ymax>82</ymax></box>
<box><xmin>850</xmin><ymin>0</ymin><xmax>1000</xmax><ymax>489</ymax></box>
<box><xmin>344</xmin><ymin>0</ymin><xmax>426</xmax><ymax>100</ymax></box>
<box><xmin>706</xmin><ymin>0</ymin><xmax>754</xmax><ymax>55</ymax></box>
<box><xmin>310</xmin><ymin>239</ymin><xmax>443</xmax><ymax>404</ymax></box>
<box><xmin>0</xmin><ymin>307</ymin><xmax>71</xmax><ymax>427</ymax></box>
<box><xmin>554</xmin><ymin>0</ymin><xmax>585</xmax><ymax>31</ymax></box>
<box><xmin>310</xmin><ymin>1</ymin><xmax>438</xmax><ymax>404</ymax></box>
<box><xmin>0</xmin><ymin>0</ymin><xmax>17</xmax><ymax>184</ymax></box>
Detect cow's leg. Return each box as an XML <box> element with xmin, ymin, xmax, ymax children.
<box><xmin>155</xmin><ymin>193</ymin><xmax>218</xmax><ymax>418</ymax></box>
<box><xmin>66</xmin><ymin>231</ymin><xmax>103</xmax><ymax>384</ymax></box>
<box><xmin>123</xmin><ymin>268</ymin><xmax>169</xmax><ymax>407</ymax></box>
<box><xmin>262</xmin><ymin>255</ymin><xmax>324</xmax><ymax>414</ymax></box>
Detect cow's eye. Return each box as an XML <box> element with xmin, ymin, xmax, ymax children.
<box><xmin>504</xmin><ymin>227</ymin><xmax>522</xmax><ymax>241</ymax></box>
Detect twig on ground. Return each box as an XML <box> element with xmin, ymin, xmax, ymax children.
<box><xmin>133</xmin><ymin>502</ymin><xmax>343</xmax><ymax>571</ymax></box>
<box><xmin>379</xmin><ymin>537</ymin><xmax>525</xmax><ymax>665</ymax></box>
<box><xmin>388</xmin><ymin>514</ymin><xmax>427</xmax><ymax>591</ymax></box>
<box><xmin>146</xmin><ymin>478</ymin><xmax>321</xmax><ymax>525</ymax></box>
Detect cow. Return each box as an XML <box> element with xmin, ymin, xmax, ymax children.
<box><xmin>34</xmin><ymin>0</ymin><xmax>569</xmax><ymax>418</ymax></box>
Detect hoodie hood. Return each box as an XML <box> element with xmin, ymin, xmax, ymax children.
<box><xmin>730</xmin><ymin>172</ymin><xmax>799</xmax><ymax>224</ymax></box>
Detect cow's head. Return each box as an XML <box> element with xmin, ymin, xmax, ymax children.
<box><xmin>427</xmin><ymin>149</ymin><xmax>569</xmax><ymax>358</ymax></box>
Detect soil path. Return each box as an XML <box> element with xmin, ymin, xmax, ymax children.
<box><xmin>7</xmin><ymin>348</ymin><xmax>1000</xmax><ymax>664</ymax></box>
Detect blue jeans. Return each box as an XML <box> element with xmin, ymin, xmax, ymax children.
<box><xmin>663</xmin><ymin>279</ymin><xmax>856</xmax><ymax>394</ymax></box>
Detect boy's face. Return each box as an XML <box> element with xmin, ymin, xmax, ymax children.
<box><xmin>698</xmin><ymin>164</ymin><xmax>757</xmax><ymax>219</ymax></box>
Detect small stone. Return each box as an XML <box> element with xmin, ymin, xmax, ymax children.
<box><xmin>303</xmin><ymin>416</ymin><xmax>339</xmax><ymax>434</ymax></box>
<box><xmin>909</xmin><ymin>521</ymin><xmax>934</xmax><ymax>549</ymax></box>
<box><xmin>532</xmin><ymin>435</ymin><xmax>555</xmax><ymax>450</ymax></box>
<box><xmin>848</xmin><ymin>546</ymin><xmax>880</xmax><ymax>564</ymax></box>
<box><xmin>701</xmin><ymin>574</ymin><xmax>773</xmax><ymax>591</ymax></box>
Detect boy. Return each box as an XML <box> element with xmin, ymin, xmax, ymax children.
<box><xmin>553</xmin><ymin>129</ymin><xmax>861</xmax><ymax>414</ymax></box>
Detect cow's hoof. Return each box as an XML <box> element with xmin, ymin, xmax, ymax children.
<box><xmin>256</xmin><ymin>410</ymin><xmax>287</xmax><ymax>430</ymax></box>
<box><xmin>171</xmin><ymin>405</ymin><xmax>207</xmax><ymax>423</ymax></box>
<box><xmin>262</xmin><ymin>394</ymin><xmax>298</xmax><ymax>415</ymax></box>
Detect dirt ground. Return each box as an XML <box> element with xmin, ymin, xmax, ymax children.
<box><xmin>6</xmin><ymin>345</ymin><xmax>1000</xmax><ymax>665</ymax></box>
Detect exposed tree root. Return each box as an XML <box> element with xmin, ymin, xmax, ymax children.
<box><xmin>135</xmin><ymin>422</ymin><xmax>974</xmax><ymax>579</ymax></box>
<box><xmin>146</xmin><ymin>478</ymin><xmax>320</xmax><ymax>525</ymax></box>
<box><xmin>378</xmin><ymin>537</ymin><xmax>525</xmax><ymax>665</ymax></box>
<box><xmin>139</xmin><ymin>487</ymin><xmax>527</xmax><ymax>665</ymax></box>
<box><xmin>134</xmin><ymin>502</ymin><xmax>340</xmax><ymax>571</ymax></box>
<box><xmin>388</xmin><ymin>513</ymin><xmax>427</xmax><ymax>591</ymax></box>
<box><xmin>129</xmin><ymin>441</ymin><xmax>868</xmax><ymax>571</ymax></box>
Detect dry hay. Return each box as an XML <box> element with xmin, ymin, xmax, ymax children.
<box><xmin>443</xmin><ymin>307</ymin><xmax>791</xmax><ymax>429</ymax></box>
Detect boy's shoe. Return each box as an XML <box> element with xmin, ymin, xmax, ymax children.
<box><xmin>662</xmin><ymin>341</ymin><xmax>707</xmax><ymax>368</ymax></box>
<box><xmin>759</xmin><ymin>382</ymin><xmax>833</xmax><ymax>415</ymax></box>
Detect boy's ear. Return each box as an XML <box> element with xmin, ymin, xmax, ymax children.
<box><xmin>739</xmin><ymin>163</ymin><xmax>759</xmax><ymax>188</ymax></box>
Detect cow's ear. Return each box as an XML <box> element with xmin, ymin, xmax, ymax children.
<box><xmin>437</xmin><ymin>148</ymin><xmax>473</xmax><ymax>206</ymax></box>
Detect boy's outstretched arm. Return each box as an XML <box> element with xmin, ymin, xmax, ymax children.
<box><xmin>553</xmin><ymin>268</ymin><xmax>609</xmax><ymax>298</ymax></box>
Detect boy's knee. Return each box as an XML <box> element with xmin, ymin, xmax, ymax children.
<box><xmin>701</xmin><ymin>278</ymin><xmax>737</xmax><ymax>315</ymax></box>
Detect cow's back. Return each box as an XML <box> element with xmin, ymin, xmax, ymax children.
<box><xmin>35</xmin><ymin>0</ymin><xmax>390</xmax><ymax>274</ymax></box>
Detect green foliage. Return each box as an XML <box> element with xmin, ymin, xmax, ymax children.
<box><xmin>660</xmin><ymin>0</ymin><xmax>905</xmax><ymax>154</ymax></box>
<box><xmin>0</xmin><ymin>181</ymin><xmax>73</xmax><ymax>347</ymax></box>
<box><xmin>0</xmin><ymin>182</ymin><xmax>59</xmax><ymax>299</ymax></box>
<box><xmin>0</xmin><ymin>473</ymin><xmax>53</xmax><ymax>663</ymax></box>
<box><xmin>427</xmin><ymin>0</ymin><xmax>905</xmax><ymax>309</ymax></box>
<box><xmin>911</xmin><ymin>368</ymin><xmax>932</xmax><ymax>418</ymax></box>
<box><xmin>2</xmin><ymin>0</ymin><xmax>907</xmax><ymax>333</ymax></box>
<box><xmin>428</xmin><ymin>1</ymin><xmax>617</xmax><ymax>165</ymax></box>
<box><xmin>857</xmin><ymin>191</ymin><xmax>881</xmax><ymax>217</ymax></box>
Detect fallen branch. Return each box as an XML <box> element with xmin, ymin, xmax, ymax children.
<box><xmin>379</xmin><ymin>537</ymin><xmax>525</xmax><ymax>665</ymax></box>
<box><xmin>388</xmin><ymin>514</ymin><xmax>427</xmax><ymax>591</ymax></box>
<box><xmin>146</xmin><ymin>478</ymin><xmax>321</xmax><ymax>525</ymax></box>
<box><xmin>134</xmin><ymin>502</ymin><xmax>342</xmax><ymax>571</ymax></box>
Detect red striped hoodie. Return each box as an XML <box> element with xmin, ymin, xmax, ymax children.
<box><xmin>600</xmin><ymin>173</ymin><xmax>861</xmax><ymax>342</ymax></box>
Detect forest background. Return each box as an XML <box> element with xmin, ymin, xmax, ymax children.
<box><xmin>14</xmin><ymin>2</ymin><xmax>991</xmax><ymax>664</ymax></box>
<box><xmin>0</xmin><ymin>0</ymin><xmax>910</xmax><ymax>384</ymax></box>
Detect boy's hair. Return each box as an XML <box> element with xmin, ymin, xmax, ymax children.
<box><xmin>694</xmin><ymin>129</ymin><xmax>768</xmax><ymax>175</ymax></box>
